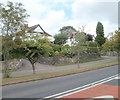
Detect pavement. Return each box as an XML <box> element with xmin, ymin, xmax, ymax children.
<box><xmin>10</xmin><ymin>56</ymin><xmax>117</xmax><ymax>77</ymax></box>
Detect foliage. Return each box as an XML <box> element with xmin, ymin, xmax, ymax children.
<box><xmin>95</xmin><ymin>22</ymin><xmax>106</xmax><ymax>46</ymax></box>
<box><xmin>59</xmin><ymin>26</ymin><xmax>77</xmax><ymax>34</ymax></box>
<box><xmin>0</xmin><ymin>1</ymin><xmax>29</xmax><ymax>35</ymax></box>
<box><xmin>85</xmin><ymin>41</ymin><xmax>98</xmax><ymax>47</ymax></box>
<box><xmin>85</xmin><ymin>41</ymin><xmax>99</xmax><ymax>53</ymax></box>
<box><xmin>61</xmin><ymin>45</ymin><xmax>75</xmax><ymax>58</ymax></box>
<box><xmin>72</xmin><ymin>32</ymin><xmax>87</xmax><ymax>54</ymax></box>
<box><xmin>0</xmin><ymin>1</ymin><xmax>29</xmax><ymax>78</ymax></box>
<box><xmin>102</xmin><ymin>29</ymin><xmax>120</xmax><ymax>52</ymax></box>
<box><xmin>23</xmin><ymin>34</ymin><xmax>53</xmax><ymax>74</ymax></box>
<box><xmin>86</xmin><ymin>47</ymin><xmax>99</xmax><ymax>53</ymax></box>
<box><xmin>54</xmin><ymin>51</ymin><xmax>60</xmax><ymax>56</ymax></box>
<box><xmin>50</xmin><ymin>44</ymin><xmax>62</xmax><ymax>52</ymax></box>
<box><xmin>72</xmin><ymin>32</ymin><xmax>87</xmax><ymax>68</ymax></box>
<box><xmin>54</xmin><ymin>33</ymin><xmax>68</xmax><ymax>45</ymax></box>
<box><xmin>86</xmin><ymin>34</ymin><xmax>93</xmax><ymax>41</ymax></box>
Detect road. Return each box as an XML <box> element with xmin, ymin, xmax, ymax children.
<box><xmin>2</xmin><ymin>65</ymin><xmax>118</xmax><ymax>99</ymax></box>
<box><xmin>55</xmin><ymin>76</ymin><xmax>119</xmax><ymax>99</ymax></box>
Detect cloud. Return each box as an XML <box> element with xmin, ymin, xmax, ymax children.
<box><xmin>0</xmin><ymin>0</ymin><xmax>118</xmax><ymax>37</ymax></box>
<box><xmin>28</xmin><ymin>10</ymin><xmax>66</xmax><ymax>36</ymax></box>
<box><xmin>70</xmin><ymin>0</ymin><xmax>118</xmax><ymax>36</ymax></box>
<box><xmin>71</xmin><ymin>1</ymin><xmax>118</xmax><ymax>24</ymax></box>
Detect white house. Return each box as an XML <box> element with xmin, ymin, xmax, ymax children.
<box><xmin>25</xmin><ymin>24</ymin><xmax>53</xmax><ymax>42</ymax></box>
<box><xmin>65</xmin><ymin>32</ymin><xmax>77</xmax><ymax>46</ymax></box>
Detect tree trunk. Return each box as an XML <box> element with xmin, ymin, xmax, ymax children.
<box><xmin>28</xmin><ymin>58</ymin><xmax>36</xmax><ymax>74</ymax></box>
<box><xmin>31</xmin><ymin>63</ymin><xmax>35</xmax><ymax>74</ymax></box>
<box><xmin>3</xmin><ymin>54</ymin><xmax>10</xmax><ymax>78</ymax></box>
<box><xmin>77</xmin><ymin>51</ymin><xmax>80</xmax><ymax>68</ymax></box>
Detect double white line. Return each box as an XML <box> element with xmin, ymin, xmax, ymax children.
<box><xmin>44</xmin><ymin>74</ymin><xmax>119</xmax><ymax>99</ymax></box>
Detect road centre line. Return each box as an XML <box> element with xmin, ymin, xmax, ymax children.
<box><xmin>44</xmin><ymin>74</ymin><xmax>119</xmax><ymax>99</ymax></box>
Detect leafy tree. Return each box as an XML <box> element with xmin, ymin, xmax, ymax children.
<box><xmin>86</xmin><ymin>34</ymin><xmax>93</xmax><ymax>41</ymax></box>
<box><xmin>0</xmin><ymin>1</ymin><xmax>29</xmax><ymax>78</ymax></box>
<box><xmin>12</xmin><ymin>34</ymin><xmax>53</xmax><ymax>74</ymax></box>
<box><xmin>54</xmin><ymin>33</ymin><xmax>68</xmax><ymax>45</ymax></box>
<box><xmin>102</xmin><ymin>29</ymin><xmax>120</xmax><ymax>53</ymax></box>
<box><xmin>95</xmin><ymin>22</ymin><xmax>106</xmax><ymax>46</ymax></box>
<box><xmin>72</xmin><ymin>32</ymin><xmax>87</xmax><ymax>68</ymax></box>
<box><xmin>0</xmin><ymin>1</ymin><xmax>29</xmax><ymax>35</ymax></box>
<box><xmin>80</xmin><ymin>32</ymin><xmax>93</xmax><ymax>41</ymax></box>
<box><xmin>59</xmin><ymin>26</ymin><xmax>77</xmax><ymax>34</ymax></box>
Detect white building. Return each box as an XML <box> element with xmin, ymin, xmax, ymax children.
<box><xmin>25</xmin><ymin>24</ymin><xmax>53</xmax><ymax>42</ymax></box>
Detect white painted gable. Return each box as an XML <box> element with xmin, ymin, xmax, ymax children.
<box><xmin>34</xmin><ymin>26</ymin><xmax>43</xmax><ymax>33</ymax></box>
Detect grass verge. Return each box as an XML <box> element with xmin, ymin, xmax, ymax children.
<box><xmin>54</xmin><ymin>57</ymin><xmax>104</xmax><ymax>66</ymax></box>
<box><xmin>2</xmin><ymin>61</ymin><xmax>118</xmax><ymax>86</ymax></box>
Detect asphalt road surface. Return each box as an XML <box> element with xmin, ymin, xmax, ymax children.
<box><xmin>55</xmin><ymin>76</ymin><xmax>119</xmax><ymax>99</ymax></box>
<box><xmin>2</xmin><ymin>65</ymin><xmax>118</xmax><ymax>99</ymax></box>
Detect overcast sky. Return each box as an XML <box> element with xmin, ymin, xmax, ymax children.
<box><xmin>0</xmin><ymin>0</ymin><xmax>119</xmax><ymax>37</ymax></box>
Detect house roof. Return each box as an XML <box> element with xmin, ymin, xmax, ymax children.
<box><xmin>28</xmin><ymin>24</ymin><xmax>52</xmax><ymax>37</ymax></box>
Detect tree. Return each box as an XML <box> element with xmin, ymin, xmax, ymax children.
<box><xmin>54</xmin><ymin>33</ymin><xmax>68</xmax><ymax>45</ymax></box>
<box><xmin>59</xmin><ymin>26</ymin><xmax>77</xmax><ymax>34</ymax></box>
<box><xmin>12</xmin><ymin>33</ymin><xmax>53</xmax><ymax>74</ymax></box>
<box><xmin>95</xmin><ymin>22</ymin><xmax>106</xmax><ymax>46</ymax></box>
<box><xmin>86</xmin><ymin>34</ymin><xmax>93</xmax><ymax>41</ymax></box>
<box><xmin>102</xmin><ymin>29</ymin><xmax>120</xmax><ymax>53</ymax></box>
<box><xmin>0</xmin><ymin>1</ymin><xmax>29</xmax><ymax>78</ymax></box>
<box><xmin>72</xmin><ymin>32</ymin><xmax>87</xmax><ymax>68</ymax></box>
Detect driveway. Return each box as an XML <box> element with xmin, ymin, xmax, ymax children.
<box><xmin>10</xmin><ymin>56</ymin><xmax>117</xmax><ymax>77</ymax></box>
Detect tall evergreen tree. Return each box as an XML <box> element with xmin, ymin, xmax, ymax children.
<box><xmin>95</xmin><ymin>22</ymin><xmax>106</xmax><ymax>46</ymax></box>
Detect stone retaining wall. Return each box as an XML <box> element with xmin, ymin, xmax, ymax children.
<box><xmin>2</xmin><ymin>59</ymin><xmax>23</xmax><ymax>70</ymax></box>
<box><xmin>38</xmin><ymin>53</ymin><xmax>100</xmax><ymax>65</ymax></box>
<box><xmin>101</xmin><ymin>51</ymin><xmax>118</xmax><ymax>56</ymax></box>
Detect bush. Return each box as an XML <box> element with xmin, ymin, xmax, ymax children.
<box><xmin>50</xmin><ymin>44</ymin><xmax>62</xmax><ymax>52</ymax></box>
<box><xmin>86</xmin><ymin>47</ymin><xmax>99</xmax><ymax>53</ymax></box>
<box><xmin>85</xmin><ymin>41</ymin><xmax>98</xmax><ymax>47</ymax></box>
<box><xmin>61</xmin><ymin>45</ymin><xmax>75</xmax><ymax>58</ymax></box>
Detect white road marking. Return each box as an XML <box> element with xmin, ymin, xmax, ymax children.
<box><xmin>114</xmin><ymin>76</ymin><xmax>120</xmax><ymax>79</ymax></box>
<box><xmin>45</xmin><ymin>74</ymin><xmax>119</xmax><ymax>99</ymax></box>
<box><xmin>85</xmin><ymin>95</ymin><xmax>114</xmax><ymax>100</ymax></box>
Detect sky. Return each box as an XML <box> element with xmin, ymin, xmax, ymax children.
<box><xmin>0</xmin><ymin>0</ymin><xmax>119</xmax><ymax>37</ymax></box>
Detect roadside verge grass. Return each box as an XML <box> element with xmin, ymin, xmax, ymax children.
<box><xmin>2</xmin><ymin>61</ymin><xmax>118</xmax><ymax>86</ymax></box>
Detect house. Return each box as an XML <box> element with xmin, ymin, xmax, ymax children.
<box><xmin>24</xmin><ymin>24</ymin><xmax>53</xmax><ymax>42</ymax></box>
<box><xmin>28</xmin><ymin>24</ymin><xmax>52</xmax><ymax>37</ymax></box>
<box><xmin>65</xmin><ymin>32</ymin><xmax>78</xmax><ymax>46</ymax></box>
<box><xmin>65</xmin><ymin>32</ymin><xmax>94</xmax><ymax>46</ymax></box>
